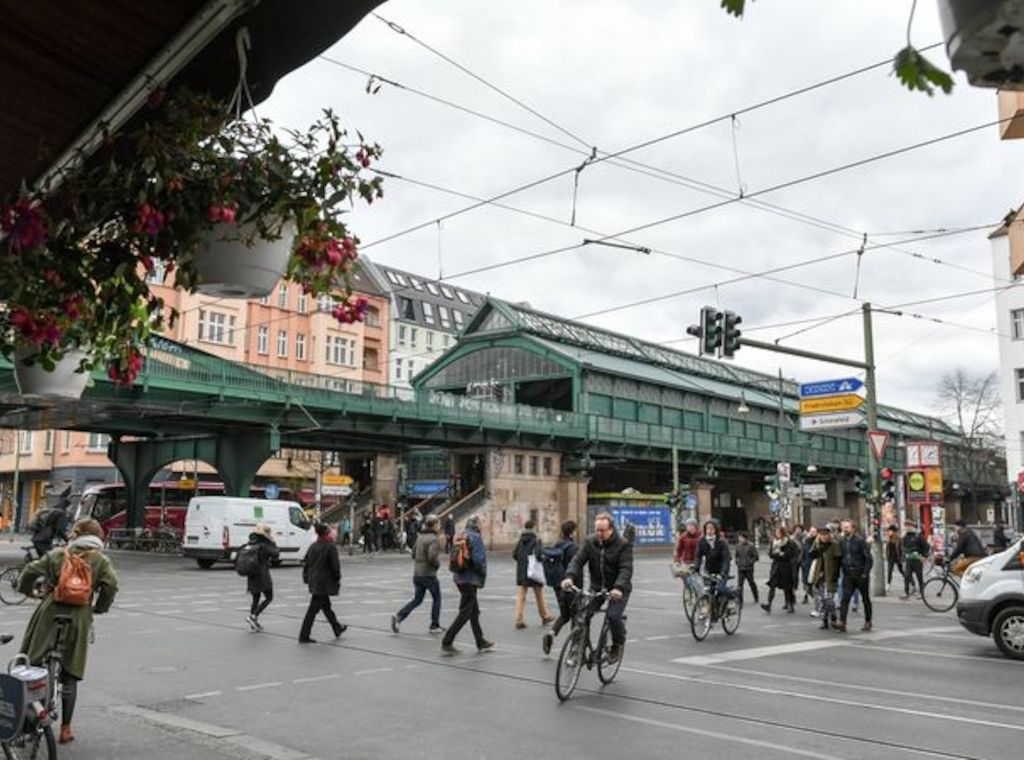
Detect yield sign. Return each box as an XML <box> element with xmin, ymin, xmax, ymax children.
<box><xmin>867</xmin><ymin>430</ymin><xmax>889</xmax><ymax>463</ymax></box>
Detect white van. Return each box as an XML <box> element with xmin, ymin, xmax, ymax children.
<box><xmin>182</xmin><ymin>496</ymin><xmax>315</xmax><ymax>569</ymax></box>
<box><xmin>955</xmin><ymin>537</ymin><xmax>1024</xmax><ymax>660</ymax></box>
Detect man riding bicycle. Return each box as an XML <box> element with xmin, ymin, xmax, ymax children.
<box><xmin>561</xmin><ymin>512</ymin><xmax>633</xmax><ymax>664</ymax></box>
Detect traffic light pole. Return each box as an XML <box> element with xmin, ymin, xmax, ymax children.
<box><xmin>863</xmin><ymin>303</ymin><xmax>886</xmax><ymax>597</ymax></box>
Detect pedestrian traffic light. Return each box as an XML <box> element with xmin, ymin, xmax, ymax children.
<box><xmin>687</xmin><ymin>306</ymin><xmax>724</xmax><ymax>356</ymax></box>
<box><xmin>880</xmin><ymin>467</ymin><xmax>895</xmax><ymax>502</ymax></box>
<box><xmin>721</xmin><ymin>310</ymin><xmax>742</xmax><ymax>359</ymax></box>
<box><xmin>853</xmin><ymin>469</ymin><xmax>868</xmax><ymax>497</ymax></box>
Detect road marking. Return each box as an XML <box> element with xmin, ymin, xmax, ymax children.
<box><xmin>237</xmin><ymin>681</ymin><xmax>282</xmax><ymax>691</ymax></box>
<box><xmin>292</xmin><ymin>674</ymin><xmax>343</xmax><ymax>684</ymax></box>
<box><xmin>574</xmin><ymin>706</ymin><xmax>849</xmax><ymax>760</ymax></box>
<box><xmin>849</xmin><ymin>642</ymin><xmax>1009</xmax><ymax>663</ymax></box>
<box><xmin>671</xmin><ymin>639</ymin><xmax>843</xmax><ymax>666</ymax></box>
<box><xmin>353</xmin><ymin>667</ymin><xmax>392</xmax><ymax>676</ymax></box>
<box><xmin>644</xmin><ymin>635</ymin><xmax>672</xmax><ymax>641</ymax></box>
<box><xmin>184</xmin><ymin>690</ymin><xmax>223</xmax><ymax>699</ymax></box>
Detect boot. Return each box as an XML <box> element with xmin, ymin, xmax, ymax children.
<box><xmin>861</xmin><ymin>621</ymin><xmax>872</xmax><ymax>632</ymax></box>
<box><xmin>59</xmin><ymin>725</ymin><xmax>74</xmax><ymax>744</ymax></box>
<box><xmin>607</xmin><ymin>643</ymin><xmax>622</xmax><ymax>664</ymax></box>
<box><xmin>760</xmin><ymin>603</ymin><xmax>771</xmax><ymax>614</ymax></box>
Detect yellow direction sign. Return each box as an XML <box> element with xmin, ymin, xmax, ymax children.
<box><xmin>799</xmin><ymin>394</ymin><xmax>865</xmax><ymax>415</ymax></box>
<box><xmin>177</xmin><ymin>478</ymin><xmax>198</xmax><ymax>490</ymax></box>
<box><xmin>322</xmin><ymin>474</ymin><xmax>353</xmax><ymax>487</ymax></box>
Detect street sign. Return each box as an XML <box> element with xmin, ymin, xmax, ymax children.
<box><xmin>867</xmin><ymin>430</ymin><xmax>889</xmax><ymax>462</ymax></box>
<box><xmin>177</xmin><ymin>478</ymin><xmax>197</xmax><ymax>490</ymax></box>
<box><xmin>685</xmin><ymin>493</ymin><xmax>698</xmax><ymax>510</ymax></box>
<box><xmin>799</xmin><ymin>394</ymin><xmax>865</xmax><ymax>414</ymax></box>
<box><xmin>798</xmin><ymin>411</ymin><xmax>865</xmax><ymax>431</ymax></box>
<box><xmin>321</xmin><ymin>484</ymin><xmax>353</xmax><ymax>497</ymax></box>
<box><xmin>801</xmin><ymin>483</ymin><xmax>827</xmax><ymax>501</ymax></box>
<box><xmin>322</xmin><ymin>474</ymin><xmax>354</xmax><ymax>487</ymax></box>
<box><xmin>905</xmin><ymin>442</ymin><xmax>941</xmax><ymax>468</ymax></box>
<box><xmin>776</xmin><ymin>462</ymin><xmax>791</xmax><ymax>483</ymax></box>
<box><xmin>907</xmin><ymin>470</ymin><xmax>927</xmax><ymax>502</ymax></box>
<box><xmin>799</xmin><ymin>377</ymin><xmax>864</xmax><ymax>398</ymax></box>
<box><xmin>926</xmin><ymin>468</ymin><xmax>943</xmax><ymax>502</ymax></box>
<box><xmin>264</xmin><ymin>483</ymin><xmax>280</xmax><ymax>500</ymax></box>
<box><xmin>769</xmin><ymin>499</ymin><xmax>781</xmax><ymax>513</ymax></box>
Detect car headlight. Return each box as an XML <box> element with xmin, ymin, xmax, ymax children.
<box><xmin>963</xmin><ymin>566</ymin><xmax>985</xmax><ymax>585</ymax></box>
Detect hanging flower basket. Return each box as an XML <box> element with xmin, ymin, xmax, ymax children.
<box><xmin>195</xmin><ymin>221</ymin><xmax>296</xmax><ymax>298</ymax></box>
<box><xmin>13</xmin><ymin>348</ymin><xmax>89</xmax><ymax>399</ymax></box>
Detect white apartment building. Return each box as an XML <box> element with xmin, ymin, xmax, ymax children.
<box><xmin>991</xmin><ymin>215</ymin><xmax>1024</xmax><ymax>483</ymax></box>
<box><xmin>362</xmin><ymin>258</ymin><xmax>486</xmax><ymax>389</ymax></box>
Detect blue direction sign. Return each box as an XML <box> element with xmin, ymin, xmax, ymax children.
<box><xmin>799</xmin><ymin>377</ymin><xmax>864</xmax><ymax>398</ymax></box>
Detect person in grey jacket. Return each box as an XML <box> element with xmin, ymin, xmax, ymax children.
<box><xmin>733</xmin><ymin>531</ymin><xmax>759</xmax><ymax>604</ymax></box>
<box><xmin>392</xmin><ymin>514</ymin><xmax>444</xmax><ymax>634</ymax></box>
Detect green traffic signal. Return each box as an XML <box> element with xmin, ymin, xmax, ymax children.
<box><xmin>701</xmin><ymin>306</ymin><xmax>723</xmax><ymax>356</ymax></box>
<box><xmin>722</xmin><ymin>310</ymin><xmax>742</xmax><ymax>359</ymax></box>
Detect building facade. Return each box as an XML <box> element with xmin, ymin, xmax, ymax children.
<box><xmin>992</xmin><ymin>215</ymin><xmax>1024</xmax><ymax>486</ymax></box>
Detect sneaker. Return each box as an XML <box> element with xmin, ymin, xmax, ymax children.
<box><xmin>606</xmin><ymin>643</ymin><xmax>622</xmax><ymax>664</ymax></box>
<box><xmin>542</xmin><ymin>616</ymin><xmax>555</xmax><ymax>626</ymax></box>
<box><xmin>245</xmin><ymin>615</ymin><xmax>258</xmax><ymax>631</ymax></box>
<box><xmin>542</xmin><ymin>632</ymin><xmax>554</xmax><ymax>655</ymax></box>
<box><xmin>760</xmin><ymin>604</ymin><xmax>771</xmax><ymax>614</ymax></box>
<box><xmin>429</xmin><ymin>624</ymin><xmax>445</xmax><ymax>634</ymax></box>
<box><xmin>810</xmin><ymin>610</ymin><xmax>820</xmax><ymax>618</ymax></box>
<box><xmin>334</xmin><ymin>625</ymin><xmax>347</xmax><ymax>638</ymax></box>
<box><xmin>440</xmin><ymin>642</ymin><xmax>458</xmax><ymax>654</ymax></box>
<box><xmin>252</xmin><ymin>616</ymin><xmax>263</xmax><ymax>631</ymax></box>
<box><xmin>515</xmin><ymin>621</ymin><xmax>527</xmax><ymax>629</ymax></box>
<box><xmin>390</xmin><ymin>614</ymin><xmax>400</xmax><ymax>634</ymax></box>
<box><xmin>832</xmin><ymin>622</ymin><xmax>846</xmax><ymax>633</ymax></box>
<box><xmin>477</xmin><ymin>639</ymin><xmax>496</xmax><ymax>652</ymax></box>
<box><xmin>298</xmin><ymin>637</ymin><xmax>317</xmax><ymax>644</ymax></box>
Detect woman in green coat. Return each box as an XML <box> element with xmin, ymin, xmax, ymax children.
<box><xmin>18</xmin><ymin>517</ymin><xmax>119</xmax><ymax>745</ymax></box>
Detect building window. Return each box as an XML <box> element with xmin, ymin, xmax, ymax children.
<box><xmin>422</xmin><ymin>302</ymin><xmax>436</xmax><ymax>325</ymax></box>
<box><xmin>326</xmin><ymin>336</ymin><xmax>348</xmax><ymax>365</ymax></box>
<box><xmin>395</xmin><ymin>358</ymin><xmax>402</xmax><ymax>380</ymax></box>
<box><xmin>443</xmin><ymin>334</ymin><xmax>450</xmax><ymax>348</ymax></box>
<box><xmin>529</xmin><ymin>456</ymin><xmax>539</xmax><ymax>476</ymax></box>
<box><xmin>410</xmin><ymin>328</ymin><xmax>418</xmax><ymax>348</ymax></box>
<box><xmin>44</xmin><ymin>430</ymin><xmax>54</xmax><ymax>454</ymax></box>
<box><xmin>453</xmin><ymin>310</ymin><xmax>464</xmax><ymax>329</ymax></box>
<box><xmin>86</xmin><ymin>432</ymin><xmax>109</xmax><ymax>452</ymax></box>
<box><xmin>277</xmin><ymin>330</ymin><xmax>288</xmax><ymax>357</ymax></box>
<box><xmin>365</xmin><ymin>306</ymin><xmax>381</xmax><ymax>327</ymax></box>
<box><xmin>407</xmin><ymin>360</ymin><xmax>415</xmax><ymax>381</ymax></box>
<box><xmin>399</xmin><ymin>325</ymin><xmax>407</xmax><ymax>346</ymax></box>
<box><xmin>297</xmin><ymin>293</ymin><xmax>308</xmax><ymax>314</ymax></box>
<box><xmin>543</xmin><ymin>457</ymin><xmax>552</xmax><ymax>476</ymax></box>
<box><xmin>257</xmin><ymin>326</ymin><xmax>268</xmax><ymax>354</ymax></box>
<box><xmin>1018</xmin><ymin>368</ymin><xmax>1024</xmax><ymax>401</ymax></box>
<box><xmin>425</xmin><ymin>282</ymin><xmax>440</xmax><ymax>296</ymax></box>
<box><xmin>427</xmin><ymin>332</ymin><xmax>435</xmax><ymax>351</ymax></box>
<box><xmin>513</xmin><ymin>454</ymin><xmax>524</xmax><ymax>474</ymax></box>
<box><xmin>198</xmin><ymin>310</ymin><xmax>233</xmax><ymax>344</ymax></box>
<box><xmin>259</xmin><ymin>295</ymin><xmax>269</xmax><ymax>305</ymax></box>
<box><xmin>18</xmin><ymin>430</ymin><xmax>32</xmax><ymax>454</ymax></box>
<box><xmin>456</xmin><ymin>290</ymin><xmax>471</xmax><ymax>304</ymax></box>
<box><xmin>63</xmin><ymin>431</ymin><xmax>72</xmax><ymax>452</ymax></box>
<box><xmin>409</xmin><ymin>276</ymin><xmax>423</xmax><ymax>291</ymax></box>
<box><xmin>296</xmin><ymin>333</ymin><xmax>306</xmax><ymax>361</ymax></box>
<box><xmin>438</xmin><ymin>305</ymin><xmax>452</xmax><ymax>329</ymax></box>
<box><xmin>145</xmin><ymin>259</ymin><xmax>168</xmax><ymax>284</ymax></box>
<box><xmin>1013</xmin><ymin>309</ymin><xmax>1024</xmax><ymax>340</ymax></box>
<box><xmin>278</xmin><ymin>284</ymin><xmax>288</xmax><ymax>309</ymax></box>
<box><xmin>440</xmin><ymin>284</ymin><xmax>454</xmax><ymax>299</ymax></box>
<box><xmin>318</xmin><ymin>295</ymin><xmax>333</xmax><ymax>313</ymax></box>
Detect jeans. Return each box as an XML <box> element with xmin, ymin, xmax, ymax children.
<box><xmin>250</xmin><ymin>587</ymin><xmax>273</xmax><ymax>617</ymax></box>
<box><xmin>736</xmin><ymin>568</ymin><xmax>758</xmax><ymax>603</ymax></box>
<box><xmin>32</xmin><ymin>539</ymin><xmax>52</xmax><ymax>559</ymax></box>
<box><xmin>551</xmin><ymin>587</ymin><xmax>573</xmax><ymax>636</ymax></box>
<box><xmin>299</xmin><ymin>594</ymin><xmax>343</xmax><ymax>640</ymax></box>
<box><xmin>887</xmin><ymin>555</ymin><xmax>904</xmax><ymax>584</ymax></box>
<box><xmin>840</xmin><ymin>574</ymin><xmax>872</xmax><ymax>624</ymax></box>
<box><xmin>603</xmin><ymin>592</ymin><xmax>629</xmax><ymax>645</ymax></box>
<box><xmin>442</xmin><ymin>584</ymin><xmax>485</xmax><ymax>646</ymax></box>
<box><xmin>397</xmin><ymin>576</ymin><xmax>442</xmax><ymax>627</ymax></box>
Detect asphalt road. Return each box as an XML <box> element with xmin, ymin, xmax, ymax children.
<box><xmin>1</xmin><ymin>540</ymin><xmax>1020</xmax><ymax>760</ymax></box>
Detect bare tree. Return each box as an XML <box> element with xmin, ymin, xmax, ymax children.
<box><xmin>935</xmin><ymin>369</ymin><xmax>1004</xmax><ymax>515</ymax></box>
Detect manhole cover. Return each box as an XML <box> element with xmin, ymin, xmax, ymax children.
<box><xmin>138</xmin><ymin>665</ymin><xmax>186</xmax><ymax>674</ymax></box>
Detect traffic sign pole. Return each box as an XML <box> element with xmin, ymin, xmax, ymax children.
<box><xmin>863</xmin><ymin>303</ymin><xmax>885</xmax><ymax>597</ymax></box>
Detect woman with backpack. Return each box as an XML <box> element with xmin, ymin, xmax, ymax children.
<box><xmin>243</xmin><ymin>523</ymin><xmax>279</xmax><ymax>631</ymax></box>
<box><xmin>17</xmin><ymin>517</ymin><xmax>119</xmax><ymax>745</ymax></box>
<box><xmin>512</xmin><ymin>519</ymin><xmax>554</xmax><ymax>629</ymax></box>
<box><xmin>541</xmin><ymin>520</ymin><xmax>577</xmax><ymax>655</ymax></box>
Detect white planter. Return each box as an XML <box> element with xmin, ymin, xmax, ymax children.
<box><xmin>195</xmin><ymin>222</ymin><xmax>295</xmax><ymax>299</ymax></box>
<box><xmin>13</xmin><ymin>348</ymin><xmax>89</xmax><ymax>399</ymax></box>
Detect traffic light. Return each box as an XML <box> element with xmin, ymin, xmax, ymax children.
<box><xmin>721</xmin><ymin>311</ymin><xmax>742</xmax><ymax>359</ymax></box>
<box><xmin>687</xmin><ymin>306</ymin><xmax>724</xmax><ymax>356</ymax></box>
<box><xmin>853</xmin><ymin>469</ymin><xmax>869</xmax><ymax>497</ymax></box>
<box><xmin>880</xmin><ymin>467</ymin><xmax>895</xmax><ymax>502</ymax></box>
<box><xmin>763</xmin><ymin>473</ymin><xmax>780</xmax><ymax>500</ymax></box>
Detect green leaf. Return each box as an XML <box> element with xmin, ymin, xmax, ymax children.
<box><xmin>893</xmin><ymin>46</ymin><xmax>954</xmax><ymax>96</ymax></box>
<box><xmin>720</xmin><ymin>0</ymin><xmax>746</xmax><ymax>17</ymax></box>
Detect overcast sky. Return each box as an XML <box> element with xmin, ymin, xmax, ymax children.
<box><xmin>261</xmin><ymin>0</ymin><xmax>1024</xmax><ymax>419</ymax></box>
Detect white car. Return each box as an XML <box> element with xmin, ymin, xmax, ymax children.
<box><xmin>956</xmin><ymin>537</ymin><xmax>1024</xmax><ymax>660</ymax></box>
<box><xmin>182</xmin><ymin>496</ymin><xmax>315</xmax><ymax>569</ymax></box>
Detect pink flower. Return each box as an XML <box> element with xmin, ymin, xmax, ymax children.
<box><xmin>1</xmin><ymin>199</ymin><xmax>48</xmax><ymax>252</ymax></box>
<box><xmin>133</xmin><ymin>203</ymin><xmax>164</xmax><ymax>237</ymax></box>
<box><xmin>140</xmin><ymin>255</ymin><xmax>154</xmax><ymax>273</ymax></box>
<box><xmin>356</xmin><ymin>148</ymin><xmax>371</xmax><ymax>168</ymax></box>
<box><xmin>208</xmin><ymin>204</ymin><xmax>222</xmax><ymax>223</ymax></box>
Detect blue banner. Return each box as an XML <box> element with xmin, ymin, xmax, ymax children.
<box><xmin>799</xmin><ymin>377</ymin><xmax>864</xmax><ymax>398</ymax></box>
<box><xmin>589</xmin><ymin>505</ymin><xmax>672</xmax><ymax>545</ymax></box>
<box><xmin>406</xmin><ymin>480</ymin><xmax>449</xmax><ymax>497</ymax></box>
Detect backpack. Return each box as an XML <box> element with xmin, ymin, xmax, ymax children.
<box><xmin>29</xmin><ymin>508</ymin><xmax>53</xmax><ymax>535</ymax></box>
<box><xmin>541</xmin><ymin>543</ymin><xmax>569</xmax><ymax>587</ymax></box>
<box><xmin>449</xmin><ymin>531</ymin><xmax>472</xmax><ymax>573</ymax></box>
<box><xmin>235</xmin><ymin>543</ymin><xmax>261</xmax><ymax>577</ymax></box>
<box><xmin>54</xmin><ymin>549</ymin><xmax>93</xmax><ymax>606</ymax></box>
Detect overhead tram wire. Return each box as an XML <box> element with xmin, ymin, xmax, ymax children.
<box><xmin>352</xmin><ymin>43</ymin><xmax>948</xmax><ymax>251</ymax></box>
<box><xmin>354</xmin><ymin>25</ymin><xmax>1001</xmax><ymax>286</ymax></box>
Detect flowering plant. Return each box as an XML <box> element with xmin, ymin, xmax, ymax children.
<box><xmin>1</xmin><ymin>89</ymin><xmax>382</xmax><ymax>385</ymax></box>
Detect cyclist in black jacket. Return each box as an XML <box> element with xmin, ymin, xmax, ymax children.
<box><xmin>696</xmin><ymin>520</ymin><xmax>732</xmax><ymax>598</ymax></box>
<box><xmin>562</xmin><ymin>512</ymin><xmax>633</xmax><ymax>664</ymax></box>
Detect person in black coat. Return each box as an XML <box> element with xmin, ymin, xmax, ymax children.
<box><xmin>836</xmin><ymin>519</ymin><xmax>873</xmax><ymax>632</ymax></box>
<box><xmin>246</xmin><ymin>523</ymin><xmax>279</xmax><ymax>631</ymax></box>
<box><xmin>513</xmin><ymin>520</ymin><xmax>554</xmax><ymax>628</ymax></box>
<box><xmin>299</xmin><ymin>522</ymin><xmax>346</xmax><ymax>643</ymax></box>
<box><xmin>761</xmin><ymin>525</ymin><xmax>799</xmax><ymax>614</ymax></box>
<box><xmin>696</xmin><ymin>520</ymin><xmax>732</xmax><ymax>597</ymax></box>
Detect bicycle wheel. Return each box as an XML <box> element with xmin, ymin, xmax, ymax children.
<box><xmin>721</xmin><ymin>595</ymin><xmax>742</xmax><ymax>635</ymax></box>
<box><xmin>554</xmin><ymin>629</ymin><xmax>585</xmax><ymax>702</ymax></box>
<box><xmin>0</xmin><ymin>566</ymin><xmax>27</xmax><ymax>605</ymax></box>
<box><xmin>690</xmin><ymin>593</ymin><xmax>713</xmax><ymax>641</ymax></box>
<box><xmin>2</xmin><ymin>723</ymin><xmax>57</xmax><ymax>759</ymax></box>
<box><xmin>922</xmin><ymin>577</ymin><xmax>958</xmax><ymax>613</ymax></box>
<box><xmin>682</xmin><ymin>582</ymin><xmax>697</xmax><ymax>622</ymax></box>
<box><xmin>596</xmin><ymin>619</ymin><xmax>623</xmax><ymax>684</ymax></box>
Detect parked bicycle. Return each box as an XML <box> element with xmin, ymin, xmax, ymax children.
<box><xmin>690</xmin><ymin>573</ymin><xmax>742</xmax><ymax>641</ymax></box>
<box><xmin>0</xmin><ymin>614</ymin><xmax>71</xmax><ymax>759</ymax></box>
<box><xmin>0</xmin><ymin>547</ymin><xmax>38</xmax><ymax>606</ymax></box>
<box><xmin>554</xmin><ymin>587</ymin><xmax>624</xmax><ymax>702</ymax></box>
<box><xmin>922</xmin><ymin>559</ymin><xmax>960</xmax><ymax>613</ymax></box>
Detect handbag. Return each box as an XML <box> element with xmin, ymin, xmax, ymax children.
<box><xmin>527</xmin><ymin>554</ymin><xmax>546</xmax><ymax>585</ymax></box>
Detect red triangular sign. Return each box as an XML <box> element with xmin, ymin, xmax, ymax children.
<box><xmin>867</xmin><ymin>430</ymin><xmax>889</xmax><ymax>462</ymax></box>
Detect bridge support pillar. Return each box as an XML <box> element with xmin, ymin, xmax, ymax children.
<box><xmin>693</xmin><ymin>481</ymin><xmax>714</xmax><ymax>525</ymax></box>
<box><xmin>108</xmin><ymin>428</ymin><xmax>279</xmax><ymax>528</ymax></box>
<box><xmin>373</xmin><ymin>454</ymin><xmax>399</xmax><ymax>508</ymax></box>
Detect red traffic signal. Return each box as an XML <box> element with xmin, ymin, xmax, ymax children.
<box><xmin>880</xmin><ymin>467</ymin><xmax>893</xmax><ymax>479</ymax></box>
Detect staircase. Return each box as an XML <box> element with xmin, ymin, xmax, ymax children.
<box><xmin>320</xmin><ymin>484</ymin><xmax>373</xmax><ymax>523</ymax></box>
<box><xmin>434</xmin><ymin>485</ymin><xmax>488</xmax><ymax>525</ymax></box>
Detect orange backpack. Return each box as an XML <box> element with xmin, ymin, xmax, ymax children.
<box><xmin>54</xmin><ymin>549</ymin><xmax>93</xmax><ymax>606</ymax></box>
